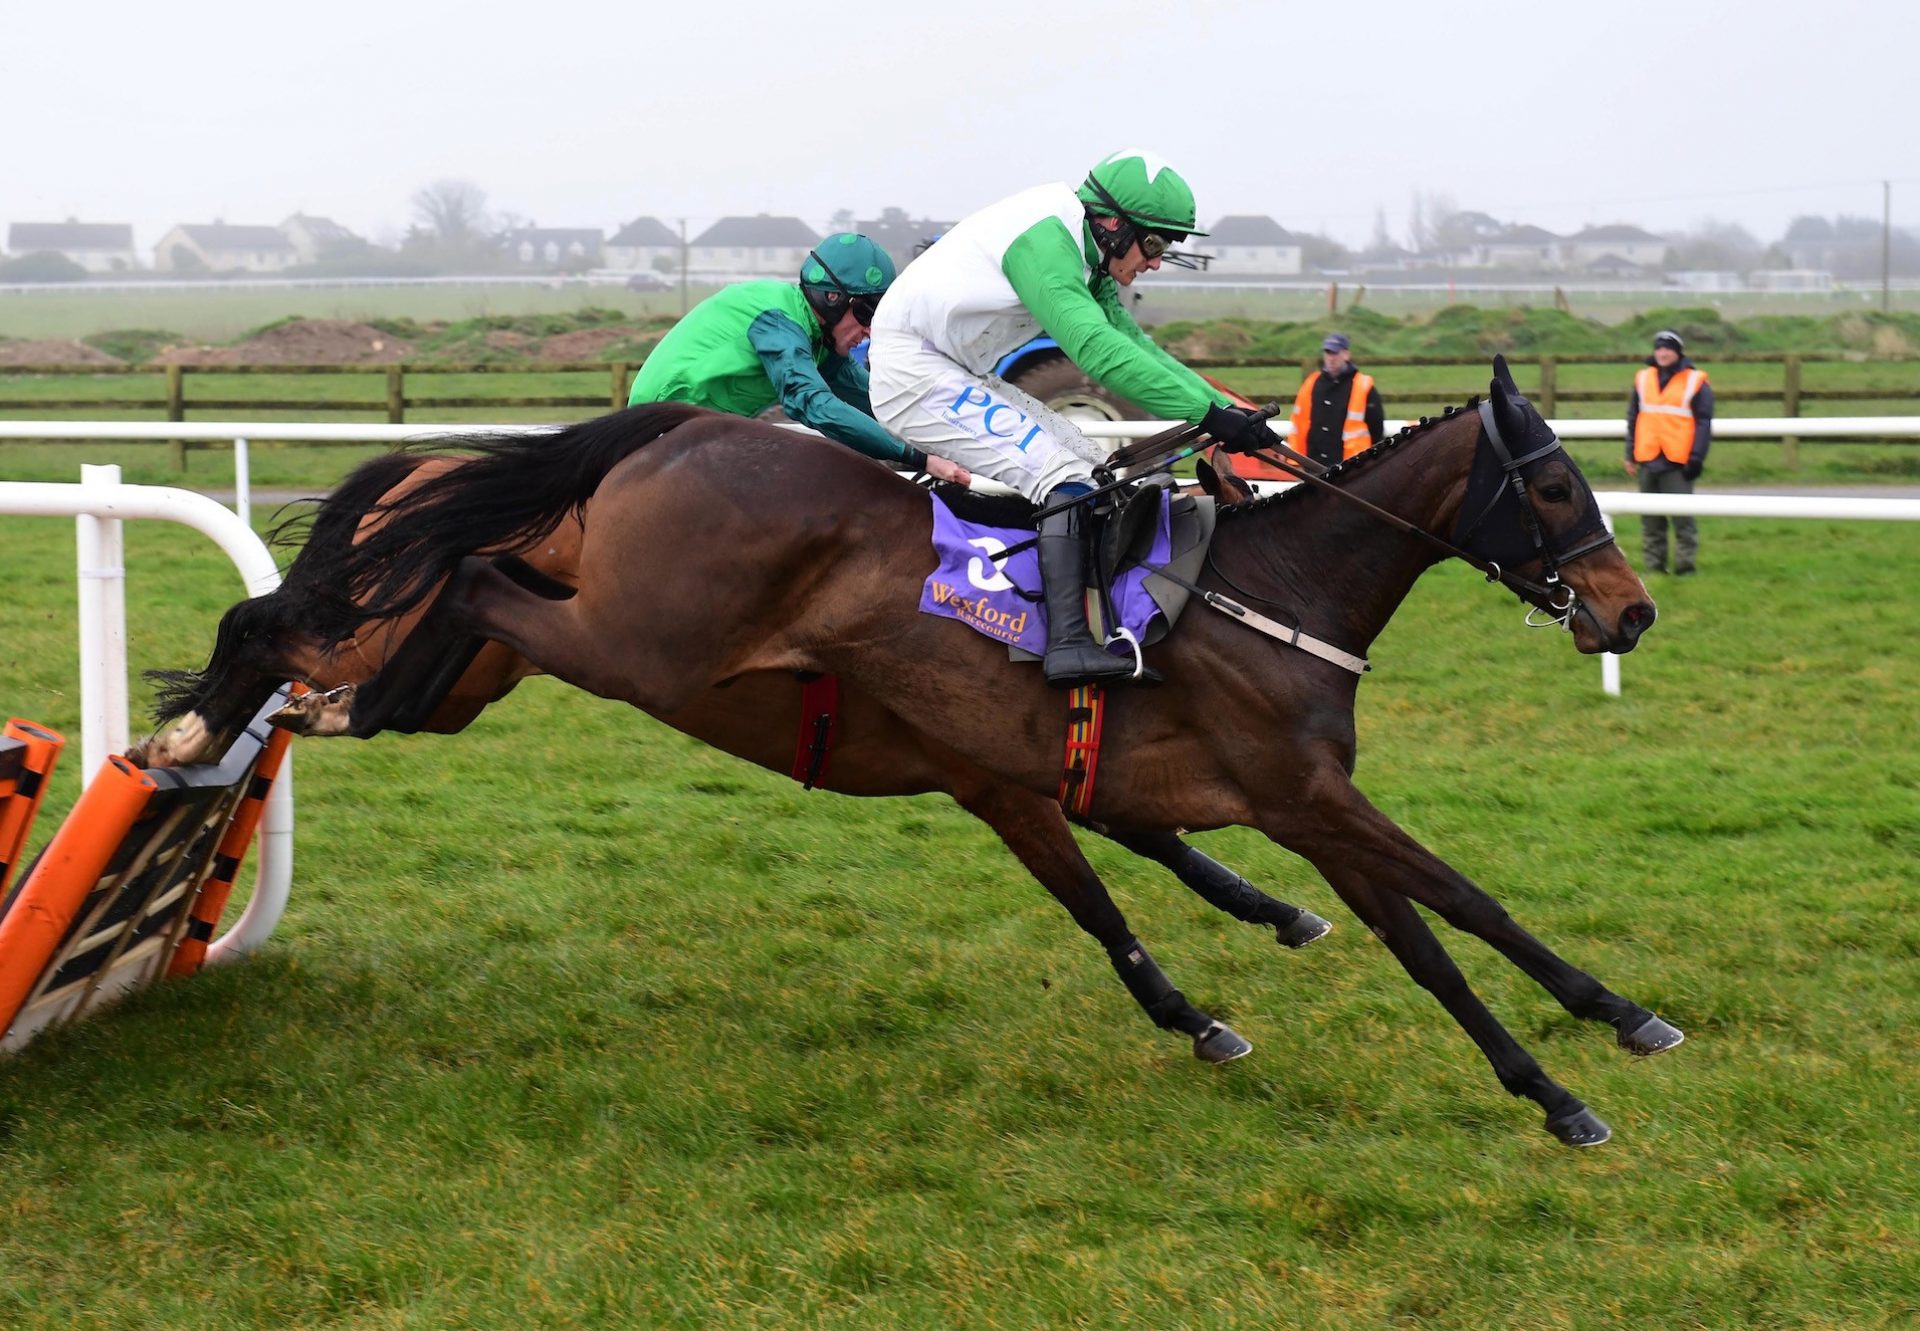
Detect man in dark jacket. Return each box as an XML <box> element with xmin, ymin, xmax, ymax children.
<box><xmin>1624</xmin><ymin>329</ymin><xmax>1714</xmax><ymax>574</ymax></box>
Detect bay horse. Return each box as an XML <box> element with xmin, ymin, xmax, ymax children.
<box><xmin>146</xmin><ymin>358</ymin><xmax>1680</xmax><ymax>1146</ymax></box>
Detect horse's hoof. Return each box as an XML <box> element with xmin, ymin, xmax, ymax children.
<box><xmin>1619</xmin><ymin>1013</ymin><xmax>1685</xmax><ymax>1057</ymax></box>
<box><xmin>1544</xmin><ymin>1104</ymin><xmax>1611</xmax><ymax>1148</ymax></box>
<box><xmin>1276</xmin><ymin>910</ymin><xmax>1332</xmax><ymax>949</ymax></box>
<box><xmin>1193</xmin><ymin>1021</ymin><xmax>1252</xmax><ymax>1064</ymax></box>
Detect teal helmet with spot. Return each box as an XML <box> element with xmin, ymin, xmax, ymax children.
<box><xmin>800</xmin><ymin>232</ymin><xmax>895</xmax><ymax>295</ymax></box>
<box><xmin>1076</xmin><ymin>149</ymin><xmax>1207</xmax><ymax>241</ymax></box>
<box><xmin>800</xmin><ymin>232</ymin><xmax>895</xmax><ymax>327</ymax></box>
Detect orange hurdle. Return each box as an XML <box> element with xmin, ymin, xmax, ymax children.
<box><xmin>0</xmin><ymin>719</ymin><xmax>65</xmax><ymax>896</ymax></box>
<box><xmin>166</xmin><ymin>724</ymin><xmax>292</xmax><ymax>978</ymax></box>
<box><xmin>0</xmin><ymin>755</ymin><xmax>157</xmax><ymax>1037</ymax></box>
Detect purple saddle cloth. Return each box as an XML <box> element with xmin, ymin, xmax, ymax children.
<box><xmin>919</xmin><ymin>492</ymin><xmax>1171</xmax><ymax>657</ymax></box>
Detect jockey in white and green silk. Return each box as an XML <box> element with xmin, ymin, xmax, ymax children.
<box><xmin>869</xmin><ymin>150</ymin><xmax>1270</xmax><ymax>686</ymax></box>
<box><xmin>629</xmin><ymin>233</ymin><xmax>967</xmax><ymax>483</ymax></box>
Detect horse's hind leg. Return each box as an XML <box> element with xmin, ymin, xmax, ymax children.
<box><xmin>1095</xmin><ymin>826</ymin><xmax>1332</xmax><ymax>949</ymax></box>
<box><xmin>954</xmin><ymin>781</ymin><xmax>1251</xmax><ymax>1064</ymax></box>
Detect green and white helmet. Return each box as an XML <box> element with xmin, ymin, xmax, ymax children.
<box><xmin>1076</xmin><ymin>149</ymin><xmax>1207</xmax><ymax>239</ymax></box>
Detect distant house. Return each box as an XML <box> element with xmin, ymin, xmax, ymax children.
<box><xmin>1560</xmin><ymin>224</ymin><xmax>1667</xmax><ymax>269</ymax></box>
<box><xmin>500</xmin><ymin>227</ymin><xmax>604</xmax><ymax>269</ymax></box>
<box><xmin>154</xmin><ymin>223</ymin><xmax>298</xmax><ymax>273</ymax></box>
<box><xmin>1458</xmin><ymin>224</ymin><xmax>1561</xmax><ymax>269</ymax></box>
<box><xmin>688</xmin><ymin>215</ymin><xmax>819</xmax><ymax>278</ymax></box>
<box><xmin>6</xmin><ymin>221</ymin><xmax>137</xmax><ymax>273</ymax></box>
<box><xmin>857</xmin><ymin>210</ymin><xmax>956</xmax><ymax>274</ymax></box>
<box><xmin>1581</xmin><ymin>253</ymin><xmax>1650</xmax><ymax>279</ymax></box>
<box><xmin>605</xmin><ymin>216</ymin><xmax>680</xmax><ymax>273</ymax></box>
<box><xmin>1204</xmin><ymin>215</ymin><xmax>1303</xmax><ymax>276</ymax></box>
<box><xmin>279</xmin><ymin>214</ymin><xmax>361</xmax><ymax>264</ymax></box>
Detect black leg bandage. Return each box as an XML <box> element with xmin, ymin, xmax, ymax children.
<box><xmin>1107</xmin><ymin>938</ymin><xmax>1210</xmax><ymax>1036</ymax></box>
<box><xmin>1167</xmin><ymin>847</ymin><xmax>1302</xmax><ymax>928</ymax></box>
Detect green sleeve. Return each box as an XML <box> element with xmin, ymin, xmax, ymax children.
<box><xmin>746</xmin><ymin>311</ymin><xmax>916</xmax><ymax>464</ymax></box>
<box><xmin>1001</xmin><ymin>217</ymin><xmax>1228</xmax><ymax>422</ymax></box>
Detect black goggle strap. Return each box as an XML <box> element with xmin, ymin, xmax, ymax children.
<box><xmin>804</xmin><ymin>249</ymin><xmax>879</xmax><ymax>324</ymax></box>
<box><xmin>1082</xmin><ymin>175</ymin><xmax>1185</xmax><ymax>262</ymax></box>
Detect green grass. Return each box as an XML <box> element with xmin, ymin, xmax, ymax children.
<box><xmin>0</xmin><ymin>496</ymin><xmax>1915</xmax><ymax>1327</ymax></box>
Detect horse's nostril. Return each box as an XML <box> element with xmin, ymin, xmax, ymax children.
<box><xmin>1620</xmin><ymin>602</ymin><xmax>1656</xmax><ymax>635</ymax></box>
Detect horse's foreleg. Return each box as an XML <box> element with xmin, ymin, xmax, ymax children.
<box><xmin>1292</xmin><ymin>781</ymin><xmax>1683</xmax><ymax>1057</ymax></box>
<box><xmin>1307</xmin><ymin>869</ymin><xmax>1612</xmax><ymax>1147</ymax></box>
<box><xmin>1095</xmin><ymin>826</ymin><xmax>1331</xmax><ymax>949</ymax></box>
<box><xmin>955</xmin><ymin>784</ymin><xmax>1251</xmax><ymax>1064</ymax></box>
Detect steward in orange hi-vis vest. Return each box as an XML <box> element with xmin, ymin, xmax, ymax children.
<box><xmin>1290</xmin><ymin>369</ymin><xmax>1378</xmax><ymax>463</ymax></box>
<box><xmin>1631</xmin><ymin>363</ymin><xmax>1710</xmax><ymax>464</ymax></box>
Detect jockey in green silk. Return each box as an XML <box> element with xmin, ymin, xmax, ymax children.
<box><xmin>629</xmin><ymin>232</ymin><xmax>968</xmax><ymax>483</ymax></box>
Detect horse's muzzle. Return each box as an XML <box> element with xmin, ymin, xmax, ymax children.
<box><xmin>1612</xmin><ymin>600</ymin><xmax>1657</xmax><ymax>653</ymax></box>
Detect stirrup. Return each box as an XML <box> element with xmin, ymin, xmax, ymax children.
<box><xmin>1103</xmin><ymin>626</ymin><xmax>1162</xmax><ymax>687</ymax></box>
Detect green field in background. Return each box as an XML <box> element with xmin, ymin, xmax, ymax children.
<box><xmin>0</xmin><ymin>495</ymin><xmax>1915</xmax><ymax>1328</ymax></box>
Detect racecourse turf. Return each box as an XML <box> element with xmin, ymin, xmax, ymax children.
<box><xmin>0</xmin><ymin>492</ymin><xmax>1914</xmax><ymax>1328</ymax></box>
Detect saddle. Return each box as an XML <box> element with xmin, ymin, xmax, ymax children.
<box><xmin>923</xmin><ymin>477</ymin><xmax>1217</xmax><ymax>660</ymax></box>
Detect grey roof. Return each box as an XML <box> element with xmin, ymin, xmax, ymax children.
<box><xmin>1207</xmin><ymin>214</ymin><xmax>1298</xmax><ymax>246</ymax></box>
<box><xmin>691</xmin><ymin>215</ymin><xmax>820</xmax><ymax>247</ymax></box>
<box><xmin>500</xmin><ymin>227</ymin><xmax>603</xmax><ymax>246</ymax></box>
<box><xmin>610</xmin><ymin>216</ymin><xmax>679</xmax><ymax>246</ymax></box>
<box><xmin>282</xmin><ymin>214</ymin><xmax>356</xmax><ymax>240</ymax></box>
<box><xmin>9</xmin><ymin>222</ymin><xmax>134</xmax><ymax>251</ymax></box>
<box><xmin>174</xmin><ymin>224</ymin><xmax>296</xmax><ymax>252</ymax></box>
<box><xmin>1492</xmin><ymin>224</ymin><xmax>1560</xmax><ymax>244</ymax></box>
<box><xmin>1569</xmin><ymin>223</ymin><xmax>1664</xmax><ymax>243</ymax></box>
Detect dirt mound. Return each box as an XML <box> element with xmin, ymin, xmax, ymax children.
<box><xmin>539</xmin><ymin>327</ymin><xmax>642</xmax><ymax>360</ymax></box>
<box><xmin>158</xmin><ymin>319</ymin><xmax>414</xmax><ymax>365</ymax></box>
<box><xmin>0</xmin><ymin>338</ymin><xmax>123</xmax><ymax>366</ymax></box>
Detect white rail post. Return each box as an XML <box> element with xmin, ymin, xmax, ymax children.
<box><xmin>1600</xmin><ymin>515</ymin><xmax>1622</xmax><ymax>697</ymax></box>
<box><xmin>75</xmin><ymin>464</ymin><xmax>130</xmax><ymax>784</ymax></box>
<box><xmin>234</xmin><ymin>436</ymin><xmax>251</xmax><ymax>528</ymax></box>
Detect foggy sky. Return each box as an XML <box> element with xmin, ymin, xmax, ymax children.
<box><xmin>3</xmin><ymin>0</ymin><xmax>1909</xmax><ymax>251</ymax></box>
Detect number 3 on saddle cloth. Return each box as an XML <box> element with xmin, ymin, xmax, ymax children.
<box><xmin>918</xmin><ymin>482</ymin><xmax>1214</xmax><ymax>663</ymax></box>
<box><xmin>785</xmin><ymin>483</ymin><xmax>1219</xmax><ymax>811</ymax></box>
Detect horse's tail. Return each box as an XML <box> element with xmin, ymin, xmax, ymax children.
<box><xmin>148</xmin><ymin>449</ymin><xmax>440</xmax><ymax>725</ymax></box>
<box><xmin>297</xmin><ymin>402</ymin><xmax>708</xmax><ymax>649</ymax></box>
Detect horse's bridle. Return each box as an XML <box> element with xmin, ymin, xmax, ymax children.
<box><xmin>1235</xmin><ymin>400</ymin><xmax>1616</xmax><ymax>630</ymax></box>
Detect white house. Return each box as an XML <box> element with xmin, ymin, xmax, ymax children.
<box><xmin>279</xmin><ymin>214</ymin><xmax>360</xmax><ymax>264</ymax></box>
<box><xmin>154</xmin><ymin>223</ymin><xmax>298</xmax><ymax>273</ymax></box>
<box><xmin>1457</xmin><ymin>224</ymin><xmax>1561</xmax><ymax>269</ymax></box>
<box><xmin>687</xmin><ymin>215</ymin><xmax>819</xmax><ymax>278</ymax></box>
<box><xmin>6</xmin><ymin>221</ymin><xmax>138</xmax><ymax>273</ymax></box>
<box><xmin>1204</xmin><ymin>215</ymin><xmax>1303</xmax><ymax>275</ymax></box>
<box><xmin>1560</xmin><ymin>224</ymin><xmax>1667</xmax><ymax>269</ymax></box>
<box><xmin>605</xmin><ymin>216</ymin><xmax>680</xmax><ymax>273</ymax></box>
<box><xmin>498</xmin><ymin>227</ymin><xmax>604</xmax><ymax>269</ymax></box>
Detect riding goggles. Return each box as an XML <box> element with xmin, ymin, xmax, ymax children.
<box><xmin>805</xmin><ymin>249</ymin><xmax>882</xmax><ymax>325</ymax></box>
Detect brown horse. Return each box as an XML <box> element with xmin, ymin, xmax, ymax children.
<box><xmin>147</xmin><ymin>358</ymin><xmax>1680</xmax><ymax>1146</ymax></box>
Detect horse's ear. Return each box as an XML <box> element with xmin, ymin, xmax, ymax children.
<box><xmin>1195</xmin><ymin>457</ymin><xmax>1221</xmax><ymax>496</ymax></box>
<box><xmin>1490</xmin><ymin>354</ymin><xmax>1519</xmax><ymax>398</ymax></box>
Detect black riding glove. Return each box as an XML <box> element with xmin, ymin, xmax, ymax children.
<box><xmin>1681</xmin><ymin>460</ymin><xmax>1702</xmax><ymax>481</ymax></box>
<box><xmin>1202</xmin><ymin>403</ymin><xmax>1268</xmax><ymax>453</ymax></box>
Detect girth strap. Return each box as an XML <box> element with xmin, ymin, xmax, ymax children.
<box><xmin>1057</xmin><ymin>684</ymin><xmax>1107</xmax><ymax>817</ymax></box>
<box><xmin>790</xmin><ymin>672</ymin><xmax>841</xmax><ymax>790</ymax></box>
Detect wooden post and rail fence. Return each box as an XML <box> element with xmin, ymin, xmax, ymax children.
<box><xmin>1</xmin><ymin>353</ymin><xmax>1915</xmax><ymax>466</ymax></box>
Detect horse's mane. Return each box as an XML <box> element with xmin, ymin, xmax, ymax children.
<box><xmin>1216</xmin><ymin>397</ymin><xmax>1481</xmax><ymax>523</ymax></box>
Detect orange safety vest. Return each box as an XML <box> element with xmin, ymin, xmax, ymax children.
<box><xmin>1632</xmin><ymin>366</ymin><xmax>1708</xmax><ymax>464</ymax></box>
<box><xmin>1290</xmin><ymin>370</ymin><xmax>1376</xmax><ymax>461</ymax></box>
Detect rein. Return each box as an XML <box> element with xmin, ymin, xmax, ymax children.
<box><xmin>1234</xmin><ymin>402</ymin><xmax>1616</xmax><ymax>624</ymax></box>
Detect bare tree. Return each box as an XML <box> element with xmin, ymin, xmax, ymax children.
<box><xmin>412</xmin><ymin>179</ymin><xmax>490</xmax><ymax>246</ymax></box>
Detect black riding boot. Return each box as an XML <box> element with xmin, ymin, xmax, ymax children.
<box><xmin>1039</xmin><ymin>498</ymin><xmax>1137</xmax><ymax>688</ymax></box>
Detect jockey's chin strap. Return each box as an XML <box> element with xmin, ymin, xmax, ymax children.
<box><xmin>1235</xmin><ymin>401</ymin><xmax>1615</xmax><ymax>626</ymax></box>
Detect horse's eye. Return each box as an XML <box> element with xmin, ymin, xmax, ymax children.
<box><xmin>1540</xmin><ymin>484</ymin><xmax>1571</xmax><ymax>503</ymax></box>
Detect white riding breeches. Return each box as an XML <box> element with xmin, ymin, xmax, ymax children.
<box><xmin>868</xmin><ymin>329</ymin><xmax>1109</xmax><ymax>503</ymax></box>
